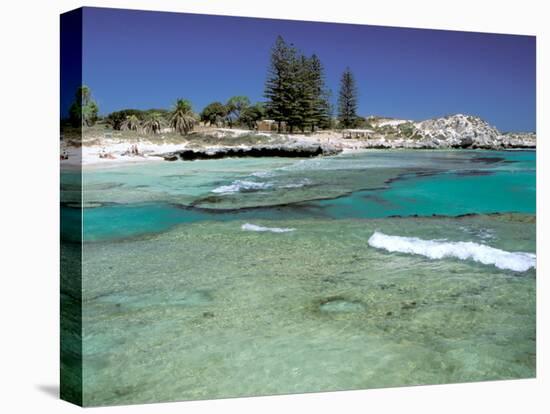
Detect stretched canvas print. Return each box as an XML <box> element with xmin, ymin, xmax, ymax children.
<box><xmin>60</xmin><ymin>7</ymin><xmax>536</xmax><ymax>407</ymax></box>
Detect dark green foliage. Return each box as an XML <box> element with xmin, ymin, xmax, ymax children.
<box><xmin>239</xmin><ymin>103</ymin><xmax>266</xmax><ymax>130</ymax></box>
<box><xmin>354</xmin><ymin>117</ymin><xmax>369</xmax><ymax>129</ymax></box>
<box><xmin>226</xmin><ymin>96</ymin><xmax>251</xmax><ymax>128</ymax></box>
<box><xmin>318</xmin><ymin>89</ymin><xmax>335</xmax><ymax>129</ymax></box>
<box><xmin>69</xmin><ymin>85</ymin><xmax>99</xmax><ymax>127</ymax></box>
<box><xmin>264</xmin><ymin>36</ymin><xmax>298</xmax><ymax>132</ymax></box>
<box><xmin>106</xmin><ymin>109</ymin><xmax>168</xmax><ymax>130</ymax></box>
<box><xmin>120</xmin><ymin>114</ymin><xmax>141</xmax><ymax>132</ymax></box>
<box><xmin>142</xmin><ymin>112</ymin><xmax>166</xmax><ymax>134</ymax></box>
<box><xmin>308</xmin><ymin>55</ymin><xmax>332</xmax><ymax>131</ymax></box>
<box><xmin>106</xmin><ymin>109</ymin><xmax>142</xmax><ymax>130</ymax></box>
<box><xmin>169</xmin><ymin>99</ymin><xmax>196</xmax><ymax>135</ymax></box>
<box><xmin>264</xmin><ymin>36</ymin><xmax>332</xmax><ymax>133</ymax></box>
<box><xmin>337</xmin><ymin>68</ymin><xmax>359</xmax><ymax>128</ymax></box>
<box><xmin>200</xmin><ymin>102</ymin><xmax>228</xmax><ymax>127</ymax></box>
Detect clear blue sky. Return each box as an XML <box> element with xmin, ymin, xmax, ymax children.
<box><xmin>77</xmin><ymin>7</ymin><xmax>535</xmax><ymax>132</ymax></box>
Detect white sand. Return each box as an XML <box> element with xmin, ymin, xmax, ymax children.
<box><xmin>60</xmin><ymin>129</ymin><xmax>368</xmax><ymax>168</ymax></box>
<box><xmin>61</xmin><ymin>140</ymin><xmax>190</xmax><ymax>168</ymax></box>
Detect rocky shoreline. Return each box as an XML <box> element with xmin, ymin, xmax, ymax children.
<box><xmin>68</xmin><ymin>113</ymin><xmax>535</xmax><ymax>166</ymax></box>
<box><xmin>353</xmin><ymin>132</ymin><xmax>536</xmax><ymax>150</ymax></box>
<box><xmin>156</xmin><ymin>114</ymin><xmax>535</xmax><ymax>161</ymax></box>
<box><xmin>156</xmin><ymin>143</ymin><xmax>341</xmax><ymax>161</ymax></box>
<box><xmin>355</xmin><ymin>114</ymin><xmax>536</xmax><ymax>150</ymax></box>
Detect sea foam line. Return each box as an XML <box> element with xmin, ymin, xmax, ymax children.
<box><xmin>212</xmin><ymin>177</ymin><xmax>311</xmax><ymax>194</ymax></box>
<box><xmin>368</xmin><ymin>231</ymin><xmax>536</xmax><ymax>272</ymax></box>
<box><xmin>241</xmin><ymin>223</ymin><xmax>295</xmax><ymax>233</ymax></box>
<box><xmin>211</xmin><ymin>180</ymin><xmax>273</xmax><ymax>194</ymax></box>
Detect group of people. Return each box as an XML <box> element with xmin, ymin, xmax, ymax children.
<box><xmin>99</xmin><ymin>144</ymin><xmax>143</xmax><ymax>160</ymax></box>
<box><xmin>124</xmin><ymin>144</ymin><xmax>142</xmax><ymax>157</ymax></box>
<box><xmin>99</xmin><ymin>147</ymin><xmax>116</xmax><ymax>159</ymax></box>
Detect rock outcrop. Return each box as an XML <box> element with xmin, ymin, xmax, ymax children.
<box><xmin>154</xmin><ymin>114</ymin><xmax>535</xmax><ymax>162</ymax></box>
<box><xmin>361</xmin><ymin>114</ymin><xmax>536</xmax><ymax>150</ymax></box>
<box><xmin>157</xmin><ymin>143</ymin><xmax>341</xmax><ymax>161</ymax></box>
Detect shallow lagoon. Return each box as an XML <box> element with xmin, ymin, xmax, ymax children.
<box><xmin>79</xmin><ymin>150</ymin><xmax>535</xmax><ymax>241</ymax></box>
<box><xmin>71</xmin><ymin>150</ymin><xmax>536</xmax><ymax>405</ymax></box>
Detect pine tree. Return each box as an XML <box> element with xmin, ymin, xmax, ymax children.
<box><xmin>264</xmin><ymin>36</ymin><xmax>298</xmax><ymax>132</ymax></box>
<box><xmin>265</xmin><ymin>37</ymin><xmax>334</xmax><ymax>133</ymax></box>
<box><xmin>318</xmin><ymin>88</ymin><xmax>334</xmax><ymax>130</ymax></box>
<box><xmin>308</xmin><ymin>54</ymin><xmax>331</xmax><ymax>131</ymax></box>
<box><xmin>291</xmin><ymin>55</ymin><xmax>315</xmax><ymax>132</ymax></box>
<box><xmin>337</xmin><ymin>68</ymin><xmax>359</xmax><ymax>128</ymax></box>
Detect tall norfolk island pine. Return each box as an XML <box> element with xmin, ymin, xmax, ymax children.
<box><xmin>338</xmin><ymin>68</ymin><xmax>359</xmax><ymax>128</ymax></box>
<box><xmin>264</xmin><ymin>36</ymin><xmax>331</xmax><ymax>133</ymax></box>
<box><xmin>264</xmin><ymin>36</ymin><xmax>296</xmax><ymax>132</ymax></box>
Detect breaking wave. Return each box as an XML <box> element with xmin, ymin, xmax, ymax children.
<box><xmin>280</xmin><ymin>178</ymin><xmax>312</xmax><ymax>188</ymax></box>
<box><xmin>212</xmin><ymin>177</ymin><xmax>311</xmax><ymax>194</ymax></box>
<box><xmin>368</xmin><ymin>231</ymin><xmax>536</xmax><ymax>272</ymax></box>
<box><xmin>241</xmin><ymin>223</ymin><xmax>295</xmax><ymax>233</ymax></box>
<box><xmin>211</xmin><ymin>180</ymin><xmax>273</xmax><ymax>194</ymax></box>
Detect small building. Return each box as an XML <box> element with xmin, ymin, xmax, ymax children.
<box><xmin>257</xmin><ymin>120</ymin><xmax>276</xmax><ymax>132</ymax></box>
<box><xmin>257</xmin><ymin>120</ymin><xmax>288</xmax><ymax>132</ymax></box>
<box><xmin>342</xmin><ymin>129</ymin><xmax>375</xmax><ymax>139</ymax></box>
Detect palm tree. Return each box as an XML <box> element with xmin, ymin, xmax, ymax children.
<box><xmin>169</xmin><ymin>99</ymin><xmax>196</xmax><ymax>135</ymax></box>
<box><xmin>120</xmin><ymin>114</ymin><xmax>141</xmax><ymax>132</ymax></box>
<box><xmin>225</xmin><ymin>96</ymin><xmax>250</xmax><ymax>128</ymax></box>
<box><xmin>142</xmin><ymin>113</ymin><xmax>165</xmax><ymax>135</ymax></box>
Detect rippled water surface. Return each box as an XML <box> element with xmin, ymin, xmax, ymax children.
<box><xmin>63</xmin><ymin>150</ymin><xmax>536</xmax><ymax>406</ymax></box>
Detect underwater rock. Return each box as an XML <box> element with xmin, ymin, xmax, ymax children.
<box><xmin>401</xmin><ymin>301</ymin><xmax>417</xmax><ymax>310</ymax></box>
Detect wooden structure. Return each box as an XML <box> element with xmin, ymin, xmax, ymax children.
<box><xmin>257</xmin><ymin>120</ymin><xmax>276</xmax><ymax>132</ymax></box>
<box><xmin>342</xmin><ymin>129</ymin><xmax>375</xmax><ymax>139</ymax></box>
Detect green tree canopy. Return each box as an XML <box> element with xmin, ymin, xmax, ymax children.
<box><xmin>106</xmin><ymin>109</ymin><xmax>168</xmax><ymax>130</ymax></box>
<box><xmin>169</xmin><ymin>99</ymin><xmax>196</xmax><ymax>135</ymax></box>
<box><xmin>200</xmin><ymin>102</ymin><xmax>228</xmax><ymax>127</ymax></box>
<box><xmin>264</xmin><ymin>36</ymin><xmax>298</xmax><ymax>132</ymax></box>
<box><xmin>120</xmin><ymin>114</ymin><xmax>141</xmax><ymax>132</ymax></box>
<box><xmin>226</xmin><ymin>96</ymin><xmax>251</xmax><ymax>127</ymax></box>
<box><xmin>239</xmin><ymin>103</ymin><xmax>266</xmax><ymax>130</ymax></box>
<box><xmin>69</xmin><ymin>85</ymin><xmax>99</xmax><ymax>127</ymax></box>
<box><xmin>337</xmin><ymin>67</ymin><xmax>359</xmax><ymax>128</ymax></box>
<box><xmin>142</xmin><ymin>112</ymin><xmax>165</xmax><ymax>134</ymax></box>
<box><xmin>264</xmin><ymin>36</ymin><xmax>332</xmax><ymax>133</ymax></box>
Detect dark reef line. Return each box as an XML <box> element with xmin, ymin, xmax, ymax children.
<box><xmin>157</xmin><ymin>145</ymin><xmax>340</xmax><ymax>161</ymax></box>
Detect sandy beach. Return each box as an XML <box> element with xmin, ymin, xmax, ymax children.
<box><xmin>61</xmin><ymin>129</ymin><xmax>354</xmax><ymax>168</ymax></box>
<box><xmin>61</xmin><ymin>117</ymin><xmax>536</xmax><ymax>168</ymax></box>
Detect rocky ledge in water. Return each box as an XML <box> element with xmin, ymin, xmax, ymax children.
<box><xmin>156</xmin><ymin>143</ymin><xmax>342</xmax><ymax>161</ymax></box>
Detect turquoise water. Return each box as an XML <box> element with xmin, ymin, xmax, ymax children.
<box><xmin>64</xmin><ymin>150</ymin><xmax>536</xmax><ymax>406</ymax></box>
<box><xmin>78</xmin><ymin>150</ymin><xmax>535</xmax><ymax>241</ymax></box>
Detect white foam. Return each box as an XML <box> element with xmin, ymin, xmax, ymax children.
<box><xmin>250</xmin><ymin>170</ymin><xmax>274</xmax><ymax>178</ymax></box>
<box><xmin>280</xmin><ymin>178</ymin><xmax>312</xmax><ymax>188</ymax></box>
<box><xmin>368</xmin><ymin>231</ymin><xmax>536</xmax><ymax>272</ymax></box>
<box><xmin>211</xmin><ymin>180</ymin><xmax>273</xmax><ymax>194</ymax></box>
<box><xmin>241</xmin><ymin>223</ymin><xmax>295</xmax><ymax>233</ymax></box>
<box><xmin>212</xmin><ymin>176</ymin><xmax>312</xmax><ymax>194</ymax></box>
